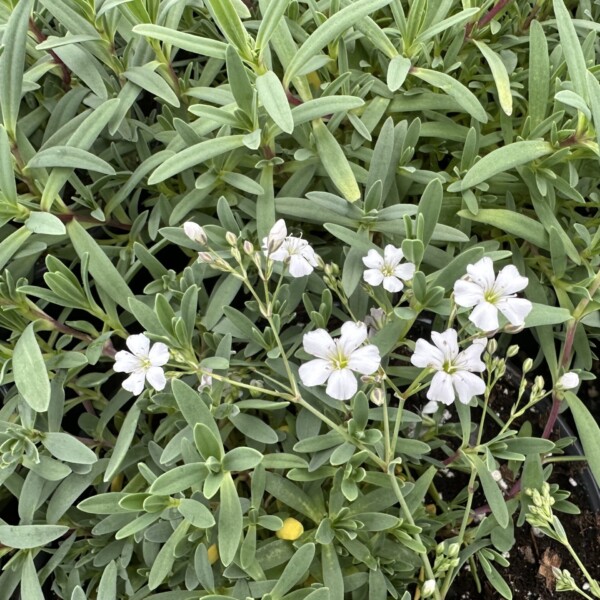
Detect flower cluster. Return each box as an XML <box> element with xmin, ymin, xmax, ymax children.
<box><xmin>262</xmin><ymin>219</ymin><xmax>318</xmax><ymax>278</ymax></box>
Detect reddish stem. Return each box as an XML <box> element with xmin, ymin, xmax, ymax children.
<box><xmin>465</xmin><ymin>0</ymin><xmax>512</xmax><ymax>39</ymax></box>
<box><xmin>29</xmin><ymin>18</ymin><xmax>71</xmax><ymax>88</ymax></box>
<box><xmin>56</xmin><ymin>212</ymin><xmax>132</xmax><ymax>231</ymax></box>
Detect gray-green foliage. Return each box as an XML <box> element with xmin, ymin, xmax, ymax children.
<box><xmin>0</xmin><ymin>0</ymin><xmax>600</xmax><ymax>598</ymax></box>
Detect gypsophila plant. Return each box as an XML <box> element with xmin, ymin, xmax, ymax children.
<box><xmin>1</xmin><ymin>0</ymin><xmax>600</xmax><ymax>598</ymax></box>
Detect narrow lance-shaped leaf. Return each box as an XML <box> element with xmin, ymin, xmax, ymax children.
<box><xmin>0</xmin><ymin>126</ymin><xmax>17</xmax><ymax>202</ymax></box>
<box><xmin>13</xmin><ymin>323</ymin><xmax>51</xmax><ymax>412</ymax></box>
<box><xmin>285</xmin><ymin>0</ymin><xmax>393</xmax><ymax>86</ymax></box>
<box><xmin>218</xmin><ymin>472</ymin><xmax>243</xmax><ymax>566</ymax></box>
<box><xmin>529</xmin><ymin>20</ymin><xmax>550</xmax><ymax>128</ymax></box>
<box><xmin>472</xmin><ymin>455</ymin><xmax>509</xmax><ymax>528</ymax></box>
<box><xmin>124</xmin><ymin>66</ymin><xmax>180</xmax><ymax>107</ymax></box>
<box><xmin>474</xmin><ymin>40</ymin><xmax>512</xmax><ymax>116</ymax></box>
<box><xmin>387</xmin><ymin>56</ymin><xmax>411</xmax><ymax>92</ymax></box>
<box><xmin>0</xmin><ymin>0</ymin><xmax>33</xmax><ymax>136</ymax></box>
<box><xmin>461</xmin><ymin>140</ymin><xmax>553</xmax><ymax>189</ymax></box>
<box><xmin>104</xmin><ymin>403</ymin><xmax>142</xmax><ymax>482</ymax></box>
<box><xmin>0</xmin><ymin>525</ymin><xmax>69</xmax><ymax>549</ymax></box>
<box><xmin>205</xmin><ymin>0</ymin><xmax>253</xmax><ymax>58</ymax></box>
<box><xmin>20</xmin><ymin>552</ymin><xmax>44</xmax><ymax>600</ymax></box>
<box><xmin>27</xmin><ymin>147</ymin><xmax>116</xmax><ymax>174</ymax></box>
<box><xmin>256</xmin><ymin>0</ymin><xmax>291</xmax><ymax>52</ymax></box>
<box><xmin>132</xmin><ymin>25</ymin><xmax>228</xmax><ymax>59</ymax></box>
<box><xmin>313</xmin><ymin>119</ymin><xmax>360</xmax><ymax>202</ymax></box>
<box><xmin>0</xmin><ymin>227</ymin><xmax>32</xmax><ymax>271</ymax></box>
<box><xmin>270</xmin><ymin>543</ymin><xmax>316</xmax><ymax>599</ymax></box>
<box><xmin>256</xmin><ymin>71</ymin><xmax>294</xmax><ymax>134</ymax></box>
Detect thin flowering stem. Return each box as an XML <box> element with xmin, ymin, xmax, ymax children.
<box><xmin>195</xmin><ymin>369</ymin><xmax>293</xmax><ymax>398</ymax></box>
<box><xmin>389</xmin><ymin>474</ymin><xmax>442</xmax><ymax>600</ymax></box>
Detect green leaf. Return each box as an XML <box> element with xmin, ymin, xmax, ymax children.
<box><xmin>0</xmin><ymin>224</ymin><xmax>32</xmax><ymax>271</ymax></box>
<box><xmin>0</xmin><ymin>126</ymin><xmax>17</xmax><ymax>202</ymax></box>
<box><xmin>25</xmin><ymin>213</ymin><xmax>67</xmax><ymax>236</ymax></box>
<box><xmin>222</xmin><ymin>447</ymin><xmax>263</xmax><ymax>472</ymax></box>
<box><xmin>148</xmin><ymin>135</ymin><xmax>246</xmax><ymax>184</ymax></box>
<box><xmin>124</xmin><ymin>66</ymin><xmax>180</xmax><ymax>107</ymax></box>
<box><xmin>178</xmin><ymin>499</ymin><xmax>215</xmax><ymax>528</ymax></box>
<box><xmin>230</xmin><ymin>412</ymin><xmax>279</xmax><ymax>444</ymax></box>
<box><xmin>587</xmin><ymin>71</ymin><xmax>600</xmax><ymax>152</ymax></box>
<box><xmin>225</xmin><ymin>44</ymin><xmax>254</xmax><ymax>116</ymax></box>
<box><xmin>552</xmin><ymin>0</ymin><xmax>588</xmax><ymax>101</ymax></box>
<box><xmin>194</xmin><ymin>422</ymin><xmax>224</xmax><ymax>460</ymax></box>
<box><xmin>218</xmin><ymin>472</ymin><xmax>243</xmax><ymax>566</ymax></box>
<box><xmin>417</xmin><ymin>178</ymin><xmax>442</xmax><ymax>247</ymax></box>
<box><xmin>132</xmin><ymin>25</ymin><xmax>228</xmax><ymax>59</ymax></box>
<box><xmin>0</xmin><ymin>0</ymin><xmax>32</xmax><ymax>135</ymax></box>
<box><xmin>411</xmin><ymin>68</ymin><xmax>487</xmax><ymax>123</ymax></box>
<box><xmin>28</xmin><ymin>146</ymin><xmax>116</xmax><ymax>174</ymax></box>
<box><xmin>21</xmin><ymin>552</ymin><xmax>44</xmax><ymax>600</ymax></box>
<box><xmin>103</xmin><ymin>403</ymin><xmax>141</xmax><ymax>482</ymax></box>
<box><xmin>256</xmin><ymin>71</ymin><xmax>294</xmax><ymax>133</ymax></box>
<box><xmin>256</xmin><ymin>0</ymin><xmax>291</xmax><ymax>52</ymax></box>
<box><xmin>284</xmin><ymin>0</ymin><xmax>393</xmax><ymax>85</ymax></box>
<box><xmin>313</xmin><ymin>119</ymin><xmax>360</xmax><ymax>202</ymax></box>
<box><xmin>270</xmin><ymin>543</ymin><xmax>316</xmax><ymax>599</ymax></box>
<box><xmin>98</xmin><ymin>561</ymin><xmax>117</xmax><ymax>600</ymax></box>
<box><xmin>474</xmin><ymin>40</ymin><xmax>512</xmax><ymax>116</ymax></box>
<box><xmin>461</xmin><ymin>141</ymin><xmax>553</xmax><ymax>189</ymax></box>
<box><xmin>67</xmin><ymin>219</ymin><xmax>134</xmax><ymax>310</ymax></box>
<box><xmin>456</xmin><ymin>209</ymin><xmax>549</xmax><ymax>249</ymax></box>
<box><xmin>41</xmin><ymin>432</ymin><xmax>97</xmax><ymax>464</ymax></box>
<box><xmin>472</xmin><ymin>455</ymin><xmax>509</xmax><ymax>528</ymax></box>
<box><xmin>149</xmin><ymin>464</ymin><xmax>208</xmax><ymax>495</ymax></box>
<box><xmin>205</xmin><ymin>0</ymin><xmax>253</xmax><ymax>57</ymax></box>
<box><xmin>321</xmin><ymin>543</ymin><xmax>344</xmax><ymax>600</ymax></box>
<box><xmin>565</xmin><ymin>392</ymin><xmax>600</xmax><ymax>489</ymax></box>
<box><xmin>387</xmin><ymin>55</ymin><xmax>411</xmax><ymax>91</ymax></box>
<box><xmin>13</xmin><ymin>323</ymin><xmax>51</xmax><ymax>412</ymax></box>
<box><xmin>172</xmin><ymin>379</ymin><xmax>222</xmax><ymax>441</ymax></box>
<box><xmin>0</xmin><ymin>525</ymin><xmax>68</xmax><ymax>549</ymax></box>
<box><xmin>148</xmin><ymin>520</ymin><xmax>191</xmax><ymax>590</ymax></box>
<box><xmin>416</xmin><ymin>8</ymin><xmax>479</xmax><ymax>43</ymax></box>
<box><xmin>529</xmin><ymin>20</ymin><xmax>550</xmax><ymax>128</ymax></box>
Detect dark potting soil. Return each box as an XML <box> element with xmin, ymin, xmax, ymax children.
<box><xmin>444</xmin><ymin>379</ymin><xmax>600</xmax><ymax>600</ymax></box>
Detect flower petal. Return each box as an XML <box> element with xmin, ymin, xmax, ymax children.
<box><xmin>363</xmin><ymin>268</ymin><xmax>384</xmax><ymax>286</ymax></box>
<box><xmin>452</xmin><ymin>371</ymin><xmax>485</xmax><ymax>404</ymax></box>
<box><xmin>303</xmin><ymin>329</ymin><xmax>336</xmax><ymax>359</ymax></box>
<box><xmin>122</xmin><ymin>370</ymin><xmax>146</xmax><ymax>395</ymax></box>
<box><xmin>393</xmin><ymin>262</ymin><xmax>415</xmax><ymax>281</ymax></box>
<box><xmin>288</xmin><ymin>255</ymin><xmax>314</xmax><ymax>277</ymax></box>
<box><xmin>496</xmin><ymin>297</ymin><xmax>532</xmax><ymax>327</ymax></box>
<box><xmin>453</xmin><ymin>280</ymin><xmax>485</xmax><ymax>308</ymax></box>
<box><xmin>269</xmin><ymin>246</ymin><xmax>289</xmax><ymax>262</ymax></box>
<box><xmin>326</xmin><ymin>369</ymin><xmax>357</xmax><ymax>400</ymax></box>
<box><xmin>362</xmin><ymin>249</ymin><xmax>383</xmax><ymax>269</ymax></box>
<box><xmin>299</xmin><ymin>359</ymin><xmax>332</xmax><ymax>387</ymax></box>
<box><xmin>339</xmin><ymin>321</ymin><xmax>368</xmax><ymax>353</ymax></box>
<box><xmin>469</xmin><ymin>301</ymin><xmax>499</xmax><ymax>331</ymax></box>
<box><xmin>300</xmin><ymin>244</ymin><xmax>319</xmax><ymax>266</ymax></box>
<box><xmin>113</xmin><ymin>351</ymin><xmax>141</xmax><ymax>373</ymax></box>
<box><xmin>348</xmin><ymin>345</ymin><xmax>381</xmax><ymax>375</ymax></box>
<box><xmin>558</xmin><ymin>372</ymin><xmax>579</xmax><ymax>390</ymax></box>
<box><xmin>494</xmin><ymin>265</ymin><xmax>528</xmax><ymax>296</ymax></box>
<box><xmin>455</xmin><ymin>342</ymin><xmax>486</xmax><ymax>373</ymax></box>
<box><xmin>422</xmin><ymin>400</ymin><xmax>439</xmax><ymax>414</ymax></box>
<box><xmin>382</xmin><ymin>276</ymin><xmax>404</xmax><ymax>293</ymax></box>
<box><xmin>148</xmin><ymin>342</ymin><xmax>170</xmax><ymax>366</ymax></box>
<box><xmin>431</xmin><ymin>329</ymin><xmax>459</xmax><ymax>361</ymax></box>
<box><xmin>427</xmin><ymin>372</ymin><xmax>455</xmax><ymax>405</ymax></box>
<box><xmin>146</xmin><ymin>366</ymin><xmax>167</xmax><ymax>391</ymax></box>
<box><xmin>125</xmin><ymin>333</ymin><xmax>150</xmax><ymax>358</ymax></box>
<box><xmin>383</xmin><ymin>245</ymin><xmax>404</xmax><ymax>266</ymax></box>
<box><xmin>411</xmin><ymin>339</ymin><xmax>444</xmax><ymax>369</ymax></box>
<box><xmin>466</xmin><ymin>257</ymin><xmax>495</xmax><ymax>291</ymax></box>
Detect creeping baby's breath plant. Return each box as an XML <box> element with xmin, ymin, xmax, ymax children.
<box><xmin>1</xmin><ymin>0</ymin><xmax>600</xmax><ymax>598</ymax></box>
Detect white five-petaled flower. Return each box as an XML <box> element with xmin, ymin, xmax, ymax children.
<box><xmin>411</xmin><ymin>329</ymin><xmax>486</xmax><ymax>407</ymax></box>
<box><xmin>557</xmin><ymin>372</ymin><xmax>579</xmax><ymax>390</ymax></box>
<box><xmin>362</xmin><ymin>245</ymin><xmax>416</xmax><ymax>293</ymax></box>
<box><xmin>298</xmin><ymin>322</ymin><xmax>381</xmax><ymax>400</ymax></box>
<box><xmin>113</xmin><ymin>334</ymin><xmax>169</xmax><ymax>395</ymax></box>
<box><xmin>453</xmin><ymin>257</ymin><xmax>532</xmax><ymax>332</ymax></box>
<box><xmin>262</xmin><ymin>220</ymin><xmax>318</xmax><ymax>278</ymax></box>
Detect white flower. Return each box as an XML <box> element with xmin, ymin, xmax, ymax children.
<box><xmin>422</xmin><ymin>580</ymin><xmax>437</xmax><ymax>598</ymax></box>
<box><xmin>269</xmin><ymin>237</ymin><xmax>319</xmax><ymax>277</ymax></box>
<box><xmin>298</xmin><ymin>322</ymin><xmax>381</xmax><ymax>400</ymax></box>
<box><xmin>183</xmin><ymin>221</ymin><xmax>207</xmax><ymax>245</ymax></box>
<box><xmin>557</xmin><ymin>372</ymin><xmax>579</xmax><ymax>390</ymax></box>
<box><xmin>199</xmin><ymin>369</ymin><xmax>213</xmax><ymax>390</ymax></box>
<box><xmin>411</xmin><ymin>329</ymin><xmax>486</xmax><ymax>406</ymax></box>
<box><xmin>262</xmin><ymin>219</ymin><xmax>287</xmax><ymax>255</ymax></box>
<box><xmin>362</xmin><ymin>245</ymin><xmax>416</xmax><ymax>293</ymax></box>
<box><xmin>453</xmin><ymin>257</ymin><xmax>532</xmax><ymax>332</ymax></box>
<box><xmin>113</xmin><ymin>334</ymin><xmax>169</xmax><ymax>395</ymax></box>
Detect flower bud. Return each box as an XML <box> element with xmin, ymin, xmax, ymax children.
<box><xmin>370</xmin><ymin>388</ymin><xmax>385</xmax><ymax>406</ymax></box>
<box><xmin>522</xmin><ymin>357</ymin><xmax>533</xmax><ymax>374</ymax></box>
<box><xmin>506</xmin><ymin>344</ymin><xmax>519</xmax><ymax>358</ymax></box>
<box><xmin>557</xmin><ymin>372</ymin><xmax>579</xmax><ymax>390</ymax></box>
<box><xmin>276</xmin><ymin>518</ymin><xmax>304</xmax><ymax>541</ymax></box>
<box><xmin>243</xmin><ymin>240</ymin><xmax>255</xmax><ymax>255</ymax></box>
<box><xmin>183</xmin><ymin>221</ymin><xmax>207</xmax><ymax>245</ymax></box>
<box><xmin>447</xmin><ymin>543</ymin><xmax>460</xmax><ymax>558</ymax></box>
<box><xmin>422</xmin><ymin>579</ymin><xmax>437</xmax><ymax>598</ymax></box>
<box><xmin>207</xmin><ymin>543</ymin><xmax>219</xmax><ymax>565</ymax></box>
<box><xmin>486</xmin><ymin>338</ymin><xmax>498</xmax><ymax>355</ymax></box>
<box><xmin>198</xmin><ymin>252</ymin><xmax>213</xmax><ymax>264</ymax></box>
<box><xmin>225</xmin><ymin>231</ymin><xmax>238</xmax><ymax>246</ymax></box>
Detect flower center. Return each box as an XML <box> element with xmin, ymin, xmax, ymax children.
<box><xmin>140</xmin><ymin>358</ymin><xmax>152</xmax><ymax>370</ymax></box>
<box><xmin>442</xmin><ymin>360</ymin><xmax>456</xmax><ymax>374</ymax></box>
<box><xmin>483</xmin><ymin>289</ymin><xmax>500</xmax><ymax>304</ymax></box>
<box><xmin>381</xmin><ymin>263</ymin><xmax>395</xmax><ymax>277</ymax></box>
<box><xmin>331</xmin><ymin>347</ymin><xmax>349</xmax><ymax>370</ymax></box>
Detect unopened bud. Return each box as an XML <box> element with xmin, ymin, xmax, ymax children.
<box><xmin>447</xmin><ymin>543</ymin><xmax>460</xmax><ymax>558</ymax></box>
<box><xmin>198</xmin><ymin>252</ymin><xmax>213</xmax><ymax>264</ymax></box>
<box><xmin>487</xmin><ymin>338</ymin><xmax>498</xmax><ymax>355</ymax></box>
<box><xmin>506</xmin><ymin>344</ymin><xmax>519</xmax><ymax>358</ymax></box>
<box><xmin>504</xmin><ymin>323</ymin><xmax>525</xmax><ymax>334</ymax></box>
<box><xmin>557</xmin><ymin>372</ymin><xmax>579</xmax><ymax>390</ymax></box>
<box><xmin>243</xmin><ymin>240</ymin><xmax>254</xmax><ymax>255</ymax></box>
<box><xmin>370</xmin><ymin>388</ymin><xmax>385</xmax><ymax>406</ymax></box>
<box><xmin>225</xmin><ymin>231</ymin><xmax>238</xmax><ymax>246</ymax></box>
<box><xmin>522</xmin><ymin>357</ymin><xmax>533</xmax><ymax>374</ymax></box>
<box><xmin>183</xmin><ymin>221</ymin><xmax>207</xmax><ymax>245</ymax></box>
<box><xmin>534</xmin><ymin>375</ymin><xmax>545</xmax><ymax>391</ymax></box>
<box><xmin>422</xmin><ymin>579</ymin><xmax>437</xmax><ymax>598</ymax></box>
